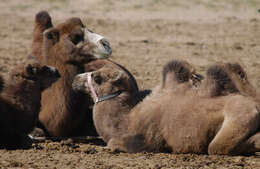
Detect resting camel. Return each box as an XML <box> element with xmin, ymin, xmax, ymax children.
<box><xmin>31</xmin><ymin>12</ymin><xmax>112</xmax><ymax>136</ymax></box>
<box><xmin>0</xmin><ymin>61</ymin><xmax>60</xmax><ymax>149</ymax></box>
<box><xmin>72</xmin><ymin>61</ymin><xmax>260</xmax><ymax>155</ymax></box>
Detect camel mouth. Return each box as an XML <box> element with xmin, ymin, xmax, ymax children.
<box><xmin>84</xmin><ymin>29</ymin><xmax>112</xmax><ymax>59</ymax></box>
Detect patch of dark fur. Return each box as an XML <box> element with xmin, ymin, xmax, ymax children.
<box><xmin>36</xmin><ymin>11</ymin><xmax>53</xmax><ymax>29</ymax></box>
<box><xmin>162</xmin><ymin>60</ymin><xmax>191</xmax><ymax>84</ymax></box>
<box><xmin>0</xmin><ymin>75</ymin><xmax>4</xmax><ymax>93</ymax></box>
<box><xmin>134</xmin><ymin>89</ymin><xmax>152</xmax><ymax>105</ymax></box>
<box><xmin>125</xmin><ymin>134</ymin><xmax>146</xmax><ymax>153</ymax></box>
<box><xmin>206</xmin><ymin>65</ymin><xmax>239</xmax><ymax>96</ymax></box>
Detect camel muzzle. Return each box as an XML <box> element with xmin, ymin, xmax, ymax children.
<box><xmin>84</xmin><ymin>29</ymin><xmax>112</xmax><ymax>59</ymax></box>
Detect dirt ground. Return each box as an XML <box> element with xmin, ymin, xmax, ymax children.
<box><xmin>0</xmin><ymin>0</ymin><xmax>260</xmax><ymax>168</ymax></box>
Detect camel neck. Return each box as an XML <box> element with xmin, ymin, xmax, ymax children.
<box><xmin>93</xmin><ymin>91</ymin><xmax>135</xmax><ymax>142</ymax></box>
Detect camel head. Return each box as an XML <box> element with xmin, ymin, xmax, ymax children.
<box><xmin>73</xmin><ymin>65</ymin><xmax>134</xmax><ymax>103</ymax></box>
<box><xmin>10</xmin><ymin>61</ymin><xmax>60</xmax><ymax>91</ymax></box>
<box><xmin>43</xmin><ymin>17</ymin><xmax>112</xmax><ymax>63</ymax></box>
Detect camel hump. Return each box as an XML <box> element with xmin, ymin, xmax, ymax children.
<box><xmin>162</xmin><ymin>59</ymin><xmax>203</xmax><ymax>89</ymax></box>
<box><xmin>224</xmin><ymin>63</ymin><xmax>247</xmax><ymax>81</ymax></box>
<box><xmin>205</xmin><ymin>64</ymin><xmax>240</xmax><ymax>97</ymax></box>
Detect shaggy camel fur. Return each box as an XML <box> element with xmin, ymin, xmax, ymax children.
<box><xmin>35</xmin><ymin>14</ymin><xmax>112</xmax><ymax>136</ymax></box>
<box><xmin>161</xmin><ymin>59</ymin><xmax>203</xmax><ymax>90</ymax></box>
<box><xmin>200</xmin><ymin>62</ymin><xmax>258</xmax><ymax>98</ymax></box>
<box><xmin>162</xmin><ymin>60</ymin><xmax>257</xmax><ymax>99</ymax></box>
<box><xmin>0</xmin><ymin>75</ymin><xmax>4</xmax><ymax>92</ymax></box>
<box><xmin>73</xmin><ymin>62</ymin><xmax>260</xmax><ymax>155</ymax></box>
<box><xmin>0</xmin><ymin>61</ymin><xmax>60</xmax><ymax>149</ymax></box>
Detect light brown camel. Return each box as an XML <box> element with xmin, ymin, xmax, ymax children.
<box><xmin>33</xmin><ymin>13</ymin><xmax>112</xmax><ymax>136</ymax></box>
<box><xmin>0</xmin><ymin>61</ymin><xmax>60</xmax><ymax>149</ymax></box>
<box><xmin>72</xmin><ymin>62</ymin><xmax>260</xmax><ymax>155</ymax></box>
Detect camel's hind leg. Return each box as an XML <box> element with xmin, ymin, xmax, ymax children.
<box><xmin>208</xmin><ymin>99</ymin><xmax>260</xmax><ymax>155</ymax></box>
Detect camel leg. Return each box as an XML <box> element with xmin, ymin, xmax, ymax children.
<box><xmin>107</xmin><ymin>138</ymin><xmax>128</xmax><ymax>153</ymax></box>
<box><xmin>208</xmin><ymin>108</ymin><xmax>259</xmax><ymax>155</ymax></box>
<box><xmin>108</xmin><ymin>134</ymin><xmax>147</xmax><ymax>153</ymax></box>
<box><xmin>233</xmin><ymin>132</ymin><xmax>260</xmax><ymax>155</ymax></box>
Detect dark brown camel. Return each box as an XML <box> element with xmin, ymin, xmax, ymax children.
<box><xmin>31</xmin><ymin>12</ymin><xmax>112</xmax><ymax>136</ymax></box>
<box><xmin>0</xmin><ymin>61</ymin><xmax>60</xmax><ymax>149</ymax></box>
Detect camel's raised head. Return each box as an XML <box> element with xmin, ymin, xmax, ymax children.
<box><xmin>43</xmin><ymin>17</ymin><xmax>112</xmax><ymax>62</ymax></box>
<box><xmin>10</xmin><ymin>61</ymin><xmax>60</xmax><ymax>91</ymax></box>
<box><xmin>73</xmin><ymin>65</ymin><xmax>133</xmax><ymax>103</ymax></box>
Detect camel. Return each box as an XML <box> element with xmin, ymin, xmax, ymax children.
<box><xmin>72</xmin><ymin>61</ymin><xmax>260</xmax><ymax>155</ymax></box>
<box><xmin>0</xmin><ymin>61</ymin><xmax>60</xmax><ymax>149</ymax></box>
<box><xmin>32</xmin><ymin>13</ymin><xmax>112</xmax><ymax>136</ymax></box>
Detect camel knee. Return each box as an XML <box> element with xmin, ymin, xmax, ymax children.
<box><xmin>107</xmin><ymin>138</ymin><xmax>128</xmax><ymax>153</ymax></box>
<box><xmin>208</xmin><ymin>141</ymin><xmax>233</xmax><ymax>155</ymax></box>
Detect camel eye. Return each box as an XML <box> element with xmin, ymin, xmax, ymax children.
<box><xmin>94</xmin><ymin>76</ymin><xmax>102</xmax><ymax>85</ymax></box>
<box><xmin>72</xmin><ymin>33</ymin><xmax>84</xmax><ymax>45</ymax></box>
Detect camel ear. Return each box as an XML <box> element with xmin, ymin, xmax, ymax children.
<box><xmin>44</xmin><ymin>28</ymin><xmax>60</xmax><ymax>42</ymax></box>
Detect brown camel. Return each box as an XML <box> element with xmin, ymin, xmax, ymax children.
<box><xmin>73</xmin><ymin>62</ymin><xmax>260</xmax><ymax>155</ymax></box>
<box><xmin>34</xmin><ymin>14</ymin><xmax>112</xmax><ymax>136</ymax></box>
<box><xmin>0</xmin><ymin>61</ymin><xmax>60</xmax><ymax>149</ymax></box>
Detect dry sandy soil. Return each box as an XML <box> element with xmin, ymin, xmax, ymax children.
<box><xmin>0</xmin><ymin>0</ymin><xmax>260</xmax><ymax>168</ymax></box>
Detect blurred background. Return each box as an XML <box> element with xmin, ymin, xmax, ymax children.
<box><xmin>0</xmin><ymin>0</ymin><xmax>260</xmax><ymax>89</ymax></box>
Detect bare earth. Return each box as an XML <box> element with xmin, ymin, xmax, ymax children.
<box><xmin>0</xmin><ymin>0</ymin><xmax>260</xmax><ymax>168</ymax></box>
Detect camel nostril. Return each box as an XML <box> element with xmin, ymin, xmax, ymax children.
<box><xmin>100</xmin><ymin>39</ymin><xmax>112</xmax><ymax>53</ymax></box>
